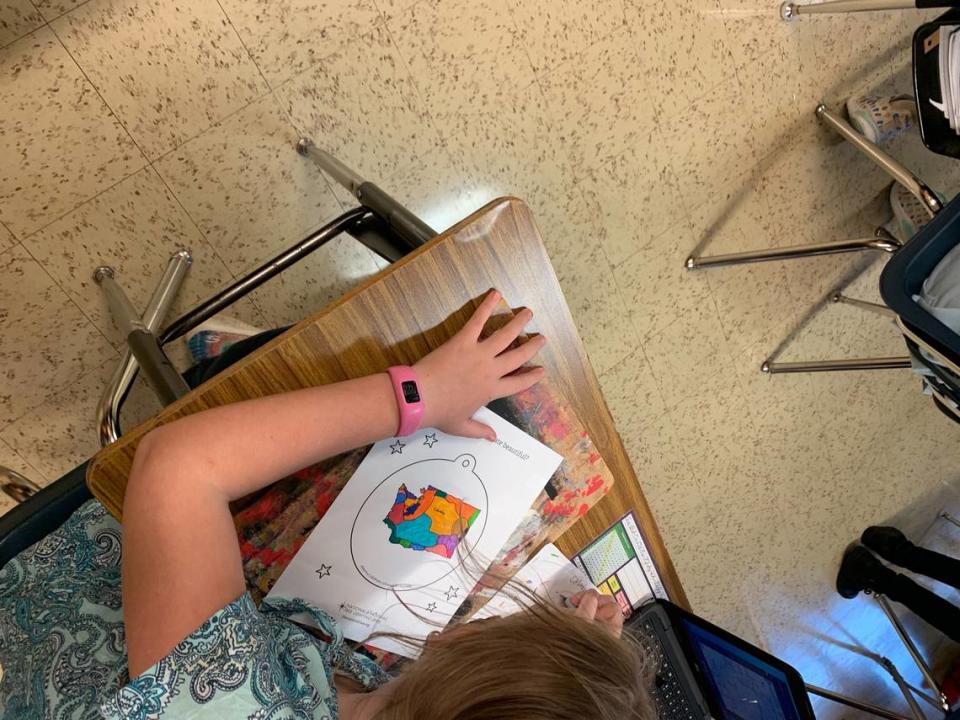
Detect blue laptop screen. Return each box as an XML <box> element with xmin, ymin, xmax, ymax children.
<box><xmin>682</xmin><ymin>619</ymin><xmax>803</xmax><ymax>720</ymax></box>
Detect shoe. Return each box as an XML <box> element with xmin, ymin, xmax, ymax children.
<box><xmin>862</xmin><ymin>526</ymin><xmax>914</xmax><ymax>566</ymax></box>
<box><xmin>836</xmin><ymin>544</ymin><xmax>895</xmax><ymax>599</ymax></box>
<box><xmin>890</xmin><ymin>183</ymin><xmax>936</xmax><ymax>241</ymax></box>
<box><xmin>846</xmin><ymin>94</ymin><xmax>916</xmax><ymax>145</ymax></box>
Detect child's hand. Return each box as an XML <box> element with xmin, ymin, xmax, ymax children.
<box><xmin>415</xmin><ymin>289</ymin><xmax>546</xmax><ymax>440</ymax></box>
<box><xmin>570</xmin><ymin>589</ymin><xmax>625</xmax><ymax>638</ymax></box>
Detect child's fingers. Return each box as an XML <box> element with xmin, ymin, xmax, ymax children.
<box><xmin>449</xmin><ymin>418</ymin><xmax>497</xmax><ymax>442</ymax></box>
<box><xmin>463</xmin><ymin>290</ymin><xmax>501</xmax><ymax>339</ymax></box>
<box><xmin>496</xmin><ymin>334</ymin><xmax>546</xmax><ymax>374</ymax></box>
<box><xmin>485</xmin><ymin>307</ymin><xmax>532</xmax><ymax>354</ymax></box>
<box><xmin>496</xmin><ymin>365</ymin><xmax>545</xmax><ymax>398</ymax></box>
<box><xmin>574</xmin><ymin>591</ymin><xmax>600</xmax><ymax>621</ymax></box>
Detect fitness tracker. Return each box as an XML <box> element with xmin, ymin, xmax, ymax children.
<box><xmin>386</xmin><ymin>365</ymin><xmax>424</xmax><ymax>437</ymax></box>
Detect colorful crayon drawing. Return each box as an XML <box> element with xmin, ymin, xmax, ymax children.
<box><xmin>383</xmin><ymin>484</ymin><xmax>480</xmax><ymax>559</ymax></box>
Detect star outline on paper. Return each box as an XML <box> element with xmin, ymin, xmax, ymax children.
<box><xmin>389</xmin><ymin>439</ymin><xmax>405</xmax><ymax>454</ymax></box>
<box><xmin>315</xmin><ymin>564</ymin><xmax>332</xmax><ymax>579</ymax></box>
<box><xmin>423</xmin><ymin>432</ymin><xmax>438</xmax><ymax>448</ymax></box>
<box><xmin>425</xmin><ymin>602</ymin><xmax>438</xmax><ymax>612</ymax></box>
<box><xmin>443</xmin><ymin>586</ymin><xmax>460</xmax><ymax>602</ymax></box>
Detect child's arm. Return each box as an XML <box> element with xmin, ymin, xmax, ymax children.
<box><xmin>122</xmin><ymin>290</ymin><xmax>544</xmax><ymax>676</ymax></box>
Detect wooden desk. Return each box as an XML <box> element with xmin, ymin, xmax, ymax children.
<box><xmin>87</xmin><ymin>198</ymin><xmax>688</xmax><ymax>607</ymax></box>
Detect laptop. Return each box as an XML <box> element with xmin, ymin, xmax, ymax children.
<box><xmin>627</xmin><ymin>599</ymin><xmax>815</xmax><ymax>720</ymax></box>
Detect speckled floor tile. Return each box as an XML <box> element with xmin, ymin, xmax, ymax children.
<box><xmin>0</xmin><ymin>0</ymin><xmax>43</xmax><ymax>47</ymax></box>
<box><xmin>0</xmin><ymin>222</ymin><xmax>15</xmax><ymax>253</ymax></box>
<box><xmin>0</xmin><ymin>28</ymin><xmax>145</xmax><ymax>238</ymax></box>
<box><xmin>441</xmin><ymin>84</ymin><xmax>574</xmax><ymax>212</ymax></box>
<box><xmin>0</xmin><ymin>358</ymin><xmax>158</xmax><ymax>480</ymax></box>
<box><xmin>377</xmin><ymin>147</ymin><xmax>481</xmax><ymax>234</ymax></box>
<box><xmin>809</xmin><ymin>12</ymin><xmax>911</xmax><ymax>103</ymax></box>
<box><xmin>715</xmin><ymin>0</ymin><xmax>818</xmax><ymax>70</ymax></box>
<box><xmin>389</xmin><ymin>0</ymin><xmax>535</xmax><ymax>124</ymax></box>
<box><xmin>613</xmin><ymin>217</ymin><xmax>712</xmax><ymax>342</ymax></box>
<box><xmin>581</xmin><ymin>137</ymin><xmax>687</xmax><ymax>267</ymax></box>
<box><xmin>560</xmin><ymin>239</ymin><xmax>639</xmax><ymax>377</ymax></box>
<box><xmin>277</xmin><ymin>26</ymin><xmax>442</xmax><ymax>187</ymax></box>
<box><xmin>598</xmin><ymin>349</ymin><xmax>667</xmax><ymax>437</ymax></box>
<box><xmin>687</xmin><ymin>185</ymin><xmax>802</xmax><ymax>358</ymax></box>
<box><xmin>0</xmin><ymin>245</ymin><xmax>117</xmax><ymax>429</ymax></box>
<box><xmin>373</xmin><ymin>0</ymin><xmax>416</xmax><ymax>20</ymax></box>
<box><xmin>219</xmin><ymin>0</ymin><xmax>381</xmax><ymax>87</ymax></box>
<box><xmin>539</xmin><ymin>26</ymin><xmax>657</xmax><ymax>174</ymax></box>
<box><xmin>535</xmin><ymin>182</ymin><xmax>606</xmax><ymax>289</ymax></box>
<box><xmin>52</xmin><ymin>0</ymin><xmax>268</xmax><ymax>160</ymax></box>
<box><xmin>614</xmin><ymin>411</ymin><xmax>712</xmax><ymax>561</ymax></box>
<box><xmin>155</xmin><ymin>94</ymin><xmax>345</xmax><ymax>274</ymax></box>
<box><xmin>734</xmin><ymin>41</ymin><xmax>821</xmax><ymax>170</ymax></box>
<box><xmin>627</xmin><ymin>0</ymin><xmax>737</xmax><ymax>119</ymax></box>
<box><xmin>508</xmin><ymin>0</ymin><xmax>626</xmax><ymax>77</ymax></box>
<box><xmin>642</xmin><ymin>295</ymin><xmax>735</xmax><ymax>400</ymax></box>
<box><xmin>31</xmin><ymin>0</ymin><xmax>85</xmax><ymax>22</ymax></box>
<box><xmin>23</xmin><ymin>166</ymin><xmax>265</xmax><ymax>345</ymax></box>
<box><xmin>660</xmin><ymin>75</ymin><xmax>759</xmax><ymax>210</ymax></box>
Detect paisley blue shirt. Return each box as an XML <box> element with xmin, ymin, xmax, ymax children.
<box><xmin>0</xmin><ymin>500</ymin><xmax>389</xmax><ymax>719</ymax></box>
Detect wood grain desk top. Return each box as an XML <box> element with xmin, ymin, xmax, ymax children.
<box><xmin>87</xmin><ymin>197</ymin><xmax>688</xmax><ymax>607</ymax></box>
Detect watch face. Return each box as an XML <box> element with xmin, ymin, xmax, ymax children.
<box><xmin>401</xmin><ymin>380</ymin><xmax>421</xmax><ymax>404</ymax></box>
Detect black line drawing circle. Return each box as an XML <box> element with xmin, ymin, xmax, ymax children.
<box><xmin>349</xmin><ymin>453</ymin><xmax>488</xmax><ymax>591</ymax></box>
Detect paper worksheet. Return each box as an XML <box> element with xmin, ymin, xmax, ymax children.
<box><xmin>266</xmin><ymin>407</ymin><xmax>562</xmax><ymax>657</ymax></box>
<box><xmin>473</xmin><ymin>542</ymin><xmax>596</xmax><ymax>619</ymax></box>
<box><xmin>572</xmin><ymin>512</ymin><xmax>667</xmax><ymax>617</ymax></box>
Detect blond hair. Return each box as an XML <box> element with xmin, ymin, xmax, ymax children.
<box><xmin>376</xmin><ymin>597</ymin><xmax>655</xmax><ymax>719</ymax></box>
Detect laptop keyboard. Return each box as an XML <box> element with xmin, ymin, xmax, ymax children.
<box><xmin>635</xmin><ymin>619</ymin><xmax>700</xmax><ymax>720</ymax></box>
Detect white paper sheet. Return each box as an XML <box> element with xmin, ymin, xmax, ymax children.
<box><xmin>473</xmin><ymin>543</ymin><xmax>595</xmax><ymax>619</ymax></box>
<box><xmin>266</xmin><ymin>407</ymin><xmax>562</xmax><ymax>657</ymax></box>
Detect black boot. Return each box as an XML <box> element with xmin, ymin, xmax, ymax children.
<box><xmin>838</xmin><ymin>544</ymin><xmax>960</xmax><ymax>643</ymax></box>
<box><xmin>862</xmin><ymin>526</ymin><xmax>914</xmax><ymax>566</ymax></box>
<box><xmin>863</xmin><ymin>525</ymin><xmax>960</xmax><ymax>590</ymax></box>
<box><xmin>836</xmin><ymin>545</ymin><xmax>896</xmax><ymax>599</ymax></box>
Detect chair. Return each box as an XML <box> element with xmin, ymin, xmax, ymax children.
<box><xmin>0</xmin><ymin>140</ymin><xmax>437</xmax><ymax>560</ymax></box>
<box><xmin>880</xmin><ymin>192</ymin><xmax>960</xmax><ymax>423</ymax></box>
<box><xmin>686</xmin><ymin>102</ymin><xmax>943</xmax><ymax>375</ymax></box>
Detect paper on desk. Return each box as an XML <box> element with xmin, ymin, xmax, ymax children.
<box><xmin>266</xmin><ymin>407</ymin><xmax>562</xmax><ymax>658</ymax></box>
<box><xmin>473</xmin><ymin>543</ymin><xmax>595</xmax><ymax>619</ymax></box>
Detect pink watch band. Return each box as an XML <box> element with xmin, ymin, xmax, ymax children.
<box><xmin>386</xmin><ymin>366</ymin><xmax>424</xmax><ymax>437</ymax></box>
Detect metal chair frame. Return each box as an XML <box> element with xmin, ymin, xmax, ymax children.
<box><xmin>781</xmin><ymin>1</ymin><xmax>956</xmax><ymax>22</ymax></box>
<box><xmin>1</xmin><ymin>139</ymin><xmax>436</xmax><ymax>505</ymax></box>
<box><xmin>687</xmin><ymin>103</ymin><xmax>941</xmax><ymax>376</ymax></box>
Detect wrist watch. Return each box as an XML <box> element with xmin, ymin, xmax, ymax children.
<box><xmin>386</xmin><ymin>365</ymin><xmax>424</xmax><ymax>437</ymax></box>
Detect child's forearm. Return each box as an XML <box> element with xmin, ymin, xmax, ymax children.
<box><xmin>132</xmin><ymin>372</ymin><xmax>405</xmax><ymax>502</ymax></box>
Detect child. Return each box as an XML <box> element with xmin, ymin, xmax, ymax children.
<box><xmin>107</xmin><ymin>289</ymin><xmax>655</xmax><ymax>719</ymax></box>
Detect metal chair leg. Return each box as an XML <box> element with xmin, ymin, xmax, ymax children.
<box><xmin>297</xmin><ymin>138</ymin><xmax>436</xmax><ymax>251</ymax></box>
<box><xmin>874</xmin><ymin>594</ymin><xmax>951</xmax><ymax>713</ymax></box>
<box><xmin>940</xmin><ymin>512</ymin><xmax>960</xmax><ymax>530</ymax></box>
<box><xmin>0</xmin><ymin>466</ymin><xmax>41</xmax><ymax>504</ymax></box>
<box><xmin>95</xmin><ymin>261</ymin><xmax>191</xmax><ymax>410</ymax></box>
<box><xmin>833</xmin><ymin>292</ymin><xmax>897</xmax><ymax>319</ymax></box>
<box><xmin>806</xmin><ymin>653</ymin><xmax>933</xmax><ymax>720</ymax></box>
<box><xmin>782</xmin><ymin>1</ymin><xmax>946</xmax><ymax>21</ymax></box>
<box><xmin>97</xmin><ymin>250</ymin><xmax>192</xmax><ymax>445</ymax></box>
<box><xmin>816</xmin><ymin>104</ymin><xmax>942</xmax><ymax>218</ymax></box>
<box><xmin>686</xmin><ymin>227</ymin><xmax>901</xmax><ymax>270</ymax></box>
<box><xmin>761</xmin><ymin>357</ymin><xmax>912</xmax><ymax>374</ymax></box>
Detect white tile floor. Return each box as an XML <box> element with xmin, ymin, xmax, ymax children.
<box><xmin>4</xmin><ymin>0</ymin><xmax>960</xmax><ymax>714</ymax></box>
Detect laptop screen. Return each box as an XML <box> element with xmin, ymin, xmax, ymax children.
<box><xmin>682</xmin><ymin>619</ymin><xmax>804</xmax><ymax>720</ymax></box>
